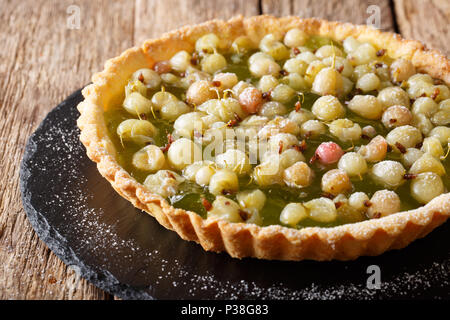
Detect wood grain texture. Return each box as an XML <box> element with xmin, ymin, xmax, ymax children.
<box><xmin>394</xmin><ymin>0</ymin><xmax>450</xmax><ymax>55</ymax></box>
<box><xmin>0</xmin><ymin>0</ymin><xmax>257</xmax><ymax>301</ymax></box>
<box><xmin>133</xmin><ymin>0</ymin><xmax>260</xmax><ymax>45</ymax></box>
<box><xmin>1</xmin><ymin>0</ymin><xmax>449</xmax><ymax>300</ymax></box>
<box><xmin>261</xmin><ymin>0</ymin><xmax>395</xmax><ymax>31</ymax></box>
<box><xmin>0</xmin><ymin>0</ymin><xmax>135</xmax><ymax>299</ymax></box>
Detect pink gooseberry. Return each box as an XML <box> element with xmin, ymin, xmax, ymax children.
<box><xmin>313</xmin><ymin>142</ymin><xmax>344</xmax><ymax>165</ymax></box>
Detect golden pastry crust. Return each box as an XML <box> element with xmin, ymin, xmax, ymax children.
<box><xmin>77</xmin><ymin>15</ymin><xmax>450</xmax><ymax>261</ymax></box>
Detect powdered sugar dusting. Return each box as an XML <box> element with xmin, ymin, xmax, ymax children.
<box><xmin>27</xmin><ymin>115</ymin><xmax>141</xmax><ymax>258</ymax></box>
<box><xmin>144</xmin><ymin>253</ymin><xmax>449</xmax><ymax>300</ymax></box>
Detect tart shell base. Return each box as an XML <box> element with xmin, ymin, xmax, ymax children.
<box><xmin>78</xmin><ymin>15</ymin><xmax>450</xmax><ymax>261</ymax></box>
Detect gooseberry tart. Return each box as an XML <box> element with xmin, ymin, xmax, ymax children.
<box><xmin>77</xmin><ymin>15</ymin><xmax>450</xmax><ymax>260</ymax></box>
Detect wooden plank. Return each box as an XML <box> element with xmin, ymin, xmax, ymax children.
<box><xmin>134</xmin><ymin>0</ymin><xmax>260</xmax><ymax>45</ymax></box>
<box><xmin>124</xmin><ymin>0</ymin><xmax>259</xmax><ymax>300</ymax></box>
<box><xmin>261</xmin><ymin>0</ymin><xmax>395</xmax><ymax>31</ymax></box>
<box><xmin>394</xmin><ymin>0</ymin><xmax>450</xmax><ymax>55</ymax></box>
<box><xmin>0</xmin><ymin>0</ymin><xmax>135</xmax><ymax>299</ymax></box>
<box><xmin>129</xmin><ymin>0</ymin><xmax>259</xmax><ymax>300</ymax></box>
<box><xmin>0</xmin><ymin>0</ymin><xmax>260</xmax><ymax>301</ymax></box>
<box><xmin>2</xmin><ymin>0</ymin><xmax>447</xmax><ymax>301</ymax></box>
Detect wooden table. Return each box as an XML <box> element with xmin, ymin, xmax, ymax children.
<box><xmin>0</xmin><ymin>0</ymin><xmax>449</xmax><ymax>300</ymax></box>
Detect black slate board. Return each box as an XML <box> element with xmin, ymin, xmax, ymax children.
<box><xmin>19</xmin><ymin>89</ymin><xmax>450</xmax><ymax>300</ymax></box>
